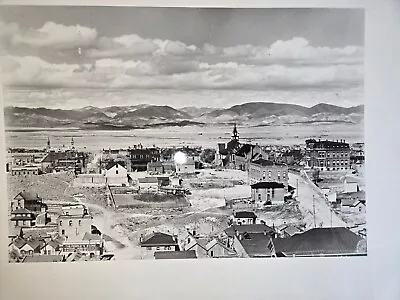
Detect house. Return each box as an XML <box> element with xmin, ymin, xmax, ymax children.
<box><xmin>23</xmin><ymin>255</ymin><xmax>63</xmax><ymax>263</ymax></box>
<box><xmin>268</xmin><ymin>227</ymin><xmax>366</xmax><ymax>257</ymax></box>
<box><xmin>170</xmin><ymin>175</ymin><xmax>182</xmax><ymax>187</ymax></box>
<box><xmin>41</xmin><ymin>239</ymin><xmax>61</xmax><ymax>255</ymax></box>
<box><xmin>10</xmin><ymin>208</ymin><xmax>36</xmax><ymax>228</ymax></box>
<box><xmin>248</xmin><ymin>159</ymin><xmax>288</xmax><ymax>187</ymax></box>
<box><xmin>276</xmin><ymin>223</ymin><xmax>303</xmax><ymax>238</ymax></box>
<box><xmin>154</xmin><ymin>250</ymin><xmax>197</xmax><ymax>260</ymax></box>
<box><xmin>140</xmin><ymin>232</ymin><xmax>180</xmax><ymax>257</ymax></box>
<box><xmin>11</xmin><ymin>191</ymin><xmax>48</xmax><ymax>213</ymax></box>
<box><xmin>181</xmin><ymin>230</ymin><xmax>208</xmax><ymax>258</ymax></box>
<box><xmin>176</xmin><ymin>158</ymin><xmax>196</xmax><ymax>174</ymax></box>
<box><xmin>10</xmin><ymin>237</ymin><xmax>45</xmax><ymax>257</ymax></box>
<box><xmin>11</xmin><ymin>165</ymin><xmax>40</xmax><ymax>176</ymax></box>
<box><xmin>343</xmin><ymin>177</ymin><xmax>359</xmax><ymax>193</ymax></box>
<box><xmin>305</xmin><ymin>139</ymin><xmax>351</xmax><ymax>171</ymax></box>
<box><xmin>340</xmin><ymin>199</ymin><xmax>366</xmax><ymax>213</ymax></box>
<box><xmin>41</xmin><ymin>150</ymin><xmax>87</xmax><ymax>174</ymax></box>
<box><xmin>215</xmin><ymin>124</ymin><xmax>241</xmax><ymax>167</ymax></box>
<box><xmin>60</xmin><ymin>240</ymin><xmax>103</xmax><ymax>257</ymax></box>
<box><xmin>105</xmin><ymin>161</ymin><xmax>129</xmax><ymax>186</ymax></box>
<box><xmin>206</xmin><ymin>238</ymin><xmax>236</xmax><ymax>258</ymax></box>
<box><xmin>233</xmin><ymin>211</ymin><xmax>257</xmax><ymax>225</ymax></box>
<box><xmin>231</xmin><ymin>231</ymin><xmax>273</xmax><ymax>258</ymax></box>
<box><xmin>147</xmin><ymin>161</ymin><xmax>164</xmax><ymax>174</ymax></box>
<box><xmin>8</xmin><ymin>226</ymin><xmax>22</xmax><ymax>244</ymax></box>
<box><xmin>250</xmin><ymin>182</ymin><xmax>286</xmax><ymax>206</ymax></box>
<box><xmin>138</xmin><ymin>177</ymin><xmax>159</xmax><ymax>193</ymax></box>
<box><xmin>57</xmin><ymin>205</ymin><xmax>93</xmax><ymax>242</ymax></box>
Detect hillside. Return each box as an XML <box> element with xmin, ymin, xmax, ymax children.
<box><xmin>4</xmin><ymin>102</ymin><xmax>364</xmax><ymax>129</ymax></box>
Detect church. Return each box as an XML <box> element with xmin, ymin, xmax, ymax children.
<box><xmin>215</xmin><ymin>124</ymin><xmax>268</xmax><ymax>170</ymax></box>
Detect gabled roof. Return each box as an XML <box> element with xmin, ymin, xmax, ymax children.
<box><xmin>224</xmin><ymin>224</ymin><xmax>274</xmax><ymax>237</ymax></box>
<box><xmin>236</xmin><ymin>144</ymin><xmax>255</xmax><ymax>157</ymax></box>
<box><xmin>10</xmin><ymin>215</ymin><xmax>35</xmax><ymax>221</ymax></box>
<box><xmin>154</xmin><ymin>250</ymin><xmax>197</xmax><ymax>259</ymax></box>
<box><xmin>205</xmin><ymin>238</ymin><xmax>235</xmax><ymax>254</ymax></box>
<box><xmin>251</xmin><ymin>182</ymin><xmax>285</xmax><ymax>189</ymax></box>
<box><xmin>236</xmin><ymin>232</ymin><xmax>272</xmax><ymax>257</ymax></box>
<box><xmin>341</xmin><ymin>199</ymin><xmax>366</xmax><ymax>207</ymax></box>
<box><xmin>227</xmin><ymin>139</ymin><xmax>240</xmax><ymax>152</ymax></box>
<box><xmin>106</xmin><ymin>161</ymin><xmax>126</xmax><ymax>170</ymax></box>
<box><xmin>272</xmin><ymin>227</ymin><xmax>364</xmax><ymax>256</ymax></box>
<box><xmin>140</xmin><ymin>232</ymin><xmax>178</xmax><ymax>247</ymax></box>
<box><xmin>27</xmin><ymin>239</ymin><xmax>45</xmax><ymax>250</ymax></box>
<box><xmin>234</xmin><ymin>211</ymin><xmax>257</xmax><ymax>219</ymax></box>
<box><xmin>47</xmin><ymin>240</ymin><xmax>61</xmax><ymax>249</ymax></box>
<box><xmin>12</xmin><ymin>236</ymin><xmax>27</xmax><ymax>249</ymax></box>
<box><xmin>14</xmin><ymin>191</ymin><xmax>41</xmax><ymax>201</ymax></box>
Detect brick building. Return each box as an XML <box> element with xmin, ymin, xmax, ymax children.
<box><xmin>305</xmin><ymin>139</ymin><xmax>351</xmax><ymax>171</ymax></box>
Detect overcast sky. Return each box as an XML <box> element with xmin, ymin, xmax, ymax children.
<box><xmin>0</xmin><ymin>6</ymin><xmax>364</xmax><ymax>109</ymax></box>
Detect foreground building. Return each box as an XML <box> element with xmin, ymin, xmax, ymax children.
<box><xmin>305</xmin><ymin>139</ymin><xmax>351</xmax><ymax>171</ymax></box>
<box><xmin>250</xmin><ymin>182</ymin><xmax>286</xmax><ymax>206</ymax></box>
<box><xmin>268</xmin><ymin>227</ymin><xmax>366</xmax><ymax>257</ymax></box>
<box><xmin>248</xmin><ymin>159</ymin><xmax>288</xmax><ymax>187</ymax></box>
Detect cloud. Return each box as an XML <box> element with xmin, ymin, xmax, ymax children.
<box><xmin>0</xmin><ymin>21</ymin><xmax>97</xmax><ymax>50</ymax></box>
<box><xmin>0</xmin><ymin>54</ymin><xmax>363</xmax><ymax>91</ymax></box>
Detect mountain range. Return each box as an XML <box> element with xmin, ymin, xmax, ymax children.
<box><xmin>3</xmin><ymin>102</ymin><xmax>364</xmax><ymax>130</ymax></box>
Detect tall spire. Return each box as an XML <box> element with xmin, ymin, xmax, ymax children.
<box><xmin>232</xmin><ymin>123</ymin><xmax>239</xmax><ymax>141</ymax></box>
<box><xmin>47</xmin><ymin>137</ymin><xmax>51</xmax><ymax>150</ymax></box>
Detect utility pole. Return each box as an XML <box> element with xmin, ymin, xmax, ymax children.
<box><xmin>330</xmin><ymin>208</ymin><xmax>333</xmax><ymax>228</ymax></box>
<box><xmin>312</xmin><ymin>195</ymin><xmax>316</xmax><ymax>228</ymax></box>
<box><xmin>296</xmin><ymin>179</ymin><xmax>299</xmax><ymax>198</ymax></box>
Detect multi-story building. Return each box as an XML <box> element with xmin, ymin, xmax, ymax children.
<box><xmin>305</xmin><ymin>139</ymin><xmax>351</xmax><ymax>171</ymax></box>
<box><xmin>57</xmin><ymin>204</ymin><xmax>92</xmax><ymax>242</ymax></box>
<box><xmin>129</xmin><ymin>147</ymin><xmax>160</xmax><ymax>171</ymax></box>
<box><xmin>248</xmin><ymin>159</ymin><xmax>289</xmax><ymax>187</ymax></box>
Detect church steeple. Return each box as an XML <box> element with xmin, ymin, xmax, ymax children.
<box><xmin>232</xmin><ymin>123</ymin><xmax>239</xmax><ymax>141</ymax></box>
<box><xmin>46</xmin><ymin>137</ymin><xmax>51</xmax><ymax>150</ymax></box>
<box><xmin>71</xmin><ymin>137</ymin><xmax>75</xmax><ymax>150</ymax></box>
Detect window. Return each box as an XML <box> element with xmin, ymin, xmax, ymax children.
<box><xmin>210</xmin><ymin>251</ymin><xmax>214</xmax><ymax>257</ymax></box>
<box><xmin>165</xmin><ymin>246</ymin><xmax>171</xmax><ymax>250</ymax></box>
<box><xmin>69</xmin><ymin>220</ymin><xmax>73</xmax><ymax>226</ymax></box>
<box><xmin>359</xmin><ymin>206</ymin><xmax>362</xmax><ymax>212</ymax></box>
<box><xmin>23</xmin><ymin>220</ymin><xmax>26</xmax><ymax>225</ymax></box>
<box><xmin>78</xmin><ymin>220</ymin><xmax>82</xmax><ymax>226</ymax></box>
<box><xmin>59</xmin><ymin>220</ymin><xmax>63</xmax><ymax>226</ymax></box>
<box><xmin>258</xmin><ymin>194</ymin><xmax>261</xmax><ymax>201</ymax></box>
<box><xmin>156</xmin><ymin>247</ymin><xmax>161</xmax><ymax>250</ymax></box>
<box><xmin>62</xmin><ymin>229</ymin><xmax>65</xmax><ymax>235</ymax></box>
<box><xmin>116</xmin><ymin>170</ymin><xmax>118</xmax><ymax>175</ymax></box>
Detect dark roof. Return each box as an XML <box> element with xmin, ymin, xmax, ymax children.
<box><xmin>106</xmin><ymin>161</ymin><xmax>126</xmax><ymax>170</ymax></box>
<box><xmin>140</xmin><ymin>232</ymin><xmax>178</xmax><ymax>247</ymax></box>
<box><xmin>236</xmin><ymin>233</ymin><xmax>272</xmax><ymax>257</ymax></box>
<box><xmin>225</xmin><ymin>224</ymin><xmax>274</xmax><ymax>237</ymax></box>
<box><xmin>306</xmin><ymin>139</ymin><xmax>350</xmax><ymax>149</ymax></box>
<box><xmin>138</xmin><ymin>177</ymin><xmax>159</xmax><ymax>183</ymax></box>
<box><xmin>47</xmin><ymin>240</ymin><xmax>61</xmax><ymax>249</ymax></box>
<box><xmin>272</xmin><ymin>227</ymin><xmax>364</xmax><ymax>256</ymax></box>
<box><xmin>251</xmin><ymin>182</ymin><xmax>285</xmax><ymax>189</ymax></box>
<box><xmin>218</xmin><ymin>143</ymin><xmax>228</xmax><ymax>155</ymax></box>
<box><xmin>234</xmin><ymin>211</ymin><xmax>257</xmax><ymax>219</ymax></box>
<box><xmin>236</xmin><ymin>144</ymin><xmax>254</xmax><ymax>157</ymax></box>
<box><xmin>12</xmin><ymin>236</ymin><xmax>27</xmax><ymax>249</ymax></box>
<box><xmin>251</xmin><ymin>159</ymin><xmax>286</xmax><ymax>167</ymax></box>
<box><xmin>27</xmin><ymin>239</ymin><xmax>45</xmax><ymax>250</ymax></box>
<box><xmin>82</xmin><ymin>233</ymin><xmax>102</xmax><ymax>241</ymax></box>
<box><xmin>23</xmin><ymin>255</ymin><xmax>63</xmax><ymax>263</ymax></box>
<box><xmin>154</xmin><ymin>250</ymin><xmax>197</xmax><ymax>260</ymax></box>
<box><xmin>15</xmin><ymin>191</ymin><xmax>41</xmax><ymax>201</ymax></box>
<box><xmin>227</xmin><ymin>139</ymin><xmax>240</xmax><ymax>152</ymax></box>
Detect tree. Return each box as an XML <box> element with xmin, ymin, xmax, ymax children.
<box><xmin>200</xmin><ymin>148</ymin><xmax>216</xmax><ymax>164</ymax></box>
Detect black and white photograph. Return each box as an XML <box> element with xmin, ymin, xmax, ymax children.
<box><xmin>1</xmin><ymin>6</ymin><xmax>366</xmax><ymax>262</ymax></box>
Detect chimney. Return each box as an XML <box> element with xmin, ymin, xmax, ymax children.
<box><xmin>193</xmin><ymin>229</ymin><xmax>196</xmax><ymax>237</ymax></box>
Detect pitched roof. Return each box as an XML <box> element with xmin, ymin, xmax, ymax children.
<box><xmin>234</xmin><ymin>211</ymin><xmax>257</xmax><ymax>219</ymax></box>
<box><xmin>10</xmin><ymin>215</ymin><xmax>35</xmax><ymax>221</ymax></box>
<box><xmin>47</xmin><ymin>240</ymin><xmax>61</xmax><ymax>249</ymax></box>
<box><xmin>154</xmin><ymin>250</ymin><xmax>197</xmax><ymax>260</ymax></box>
<box><xmin>251</xmin><ymin>159</ymin><xmax>287</xmax><ymax>167</ymax></box>
<box><xmin>205</xmin><ymin>239</ymin><xmax>235</xmax><ymax>254</ymax></box>
<box><xmin>236</xmin><ymin>144</ymin><xmax>254</xmax><ymax>157</ymax></box>
<box><xmin>236</xmin><ymin>232</ymin><xmax>272</xmax><ymax>257</ymax></box>
<box><xmin>8</xmin><ymin>226</ymin><xmax>22</xmax><ymax>237</ymax></box>
<box><xmin>226</xmin><ymin>139</ymin><xmax>240</xmax><ymax>152</ymax></box>
<box><xmin>106</xmin><ymin>161</ymin><xmax>126</xmax><ymax>170</ymax></box>
<box><xmin>27</xmin><ymin>239</ymin><xmax>45</xmax><ymax>250</ymax></box>
<box><xmin>251</xmin><ymin>182</ymin><xmax>285</xmax><ymax>189</ymax></box>
<box><xmin>224</xmin><ymin>224</ymin><xmax>274</xmax><ymax>237</ymax></box>
<box><xmin>140</xmin><ymin>232</ymin><xmax>178</xmax><ymax>247</ymax></box>
<box><xmin>272</xmin><ymin>227</ymin><xmax>364</xmax><ymax>256</ymax></box>
<box><xmin>15</xmin><ymin>191</ymin><xmax>41</xmax><ymax>201</ymax></box>
<box><xmin>12</xmin><ymin>236</ymin><xmax>27</xmax><ymax>249</ymax></box>
<box><xmin>23</xmin><ymin>255</ymin><xmax>63</xmax><ymax>263</ymax></box>
<box><xmin>341</xmin><ymin>199</ymin><xmax>366</xmax><ymax>207</ymax></box>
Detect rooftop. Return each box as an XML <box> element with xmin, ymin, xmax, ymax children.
<box><xmin>251</xmin><ymin>159</ymin><xmax>286</xmax><ymax>167</ymax></box>
<box><xmin>234</xmin><ymin>211</ymin><xmax>257</xmax><ymax>219</ymax></box>
<box><xmin>11</xmin><ymin>207</ymin><xmax>33</xmax><ymax>215</ymax></box>
<box><xmin>251</xmin><ymin>182</ymin><xmax>285</xmax><ymax>189</ymax></box>
<box><xmin>138</xmin><ymin>177</ymin><xmax>159</xmax><ymax>183</ymax></box>
<box><xmin>154</xmin><ymin>250</ymin><xmax>197</xmax><ymax>260</ymax></box>
<box><xmin>271</xmin><ymin>227</ymin><xmax>364</xmax><ymax>256</ymax></box>
<box><xmin>140</xmin><ymin>232</ymin><xmax>178</xmax><ymax>247</ymax></box>
<box><xmin>14</xmin><ymin>191</ymin><xmax>42</xmax><ymax>201</ymax></box>
<box><xmin>236</xmin><ymin>232</ymin><xmax>272</xmax><ymax>257</ymax></box>
<box><xmin>224</xmin><ymin>224</ymin><xmax>274</xmax><ymax>237</ymax></box>
<box><xmin>306</xmin><ymin>139</ymin><xmax>350</xmax><ymax>149</ymax></box>
<box><xmin>106</xmin><ymin>161</ymin><xmax>126</xmax><ymax>170</ymax></box>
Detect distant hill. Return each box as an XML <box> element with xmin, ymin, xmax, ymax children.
<box><xmin>4</xmin><ymin>102</ymin><xmax>364</xmax><ymax>129</ymax></box>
